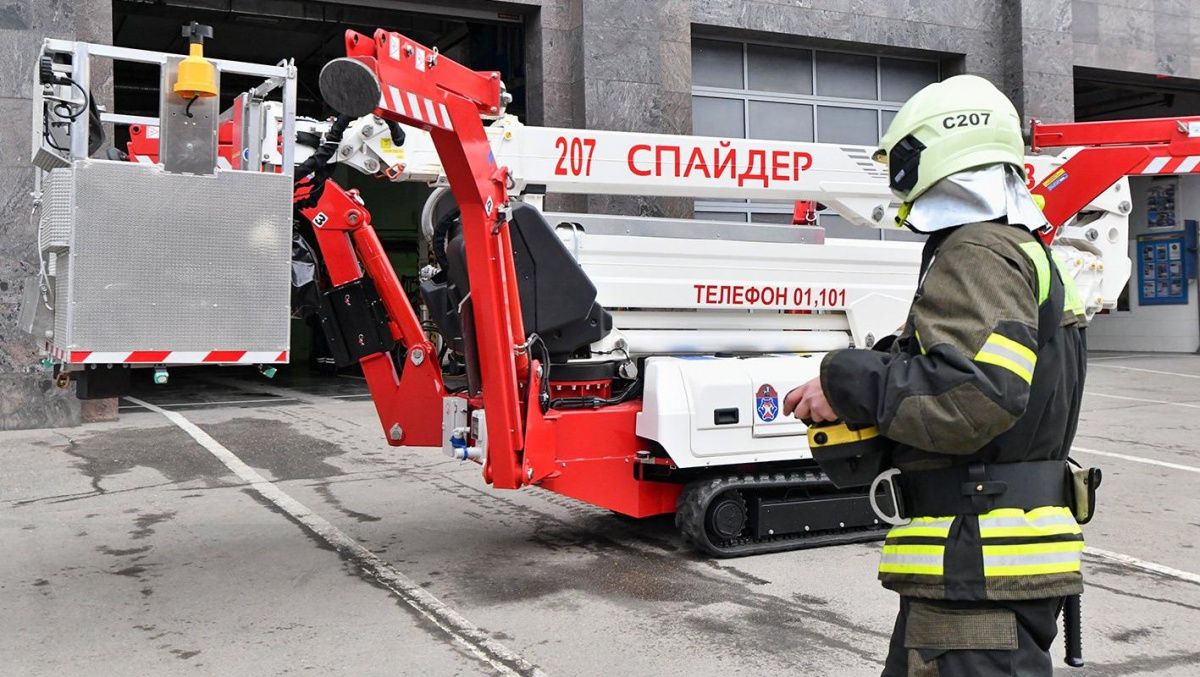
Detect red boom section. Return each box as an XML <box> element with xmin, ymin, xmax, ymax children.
<box><xmin>298</xmin><ymin>181</ymin><xmax>445</xmax><ymax>448</ymax></box>
<box><xmin>326</xmin><ymin>29</ymin><xmax>681</xmax><ymax>514</ymax></box>
<box><xmin>1031</xmin><ymin>117</ymin><xmax>1200</xmax><ymax>242</ymax></box>
<box><xmin>343</xmin><ymin>29</ymin><xmax>528</xmax><ymax>489</ymax></box>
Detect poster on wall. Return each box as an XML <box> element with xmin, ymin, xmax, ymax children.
<box><xmin>1137</xmin><ymin>234</ymin><xmax>1189</xmax><ymax>305</ymax></box>
<box><xmin>1146</xmin><ymin>178</ymin><xmax>1179</xmax><ymax>230</ymax></box>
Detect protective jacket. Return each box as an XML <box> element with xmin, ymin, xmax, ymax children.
<box><xmin>820</xmin><ymin>221</ymin><xmax>1087</xmax><ymax>601</ymax></box>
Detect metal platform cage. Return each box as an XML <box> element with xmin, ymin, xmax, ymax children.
<box><xmin>49</xmin><ymin>161</ymin><xmax>293</xmax><ymax>353</ymax></box>
<box><xmin>32</xmin><ymin>40</ymin><xmax>298</xmax><ymax>361</ymax></box>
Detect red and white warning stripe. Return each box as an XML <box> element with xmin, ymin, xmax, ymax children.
<box><xmin>1136</xmin><ymin>154</ymin><xmax>1200</xmax><ymax>175</ymax></box>
<box><xmin>384</xmin><ymin>85</ymin><xmax>454</xmax><ymax>131</ymax></box>
<box><xmin>48</xmin><ymin>345</ymin><xmax>288</xmax><ymax>365</ymax></box>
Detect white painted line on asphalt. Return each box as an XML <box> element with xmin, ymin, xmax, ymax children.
<box><xmin>1090</xmin><ymin>364</ymin><xmax>1200</xmax><ymax>379</ymax></box>
<box><xmin>1084</xmin><ymin>391</ymin><xmax>1200</xmax><ymax>410</ymax></box>
<box><xmin>1088</xmin><ymin>354</ymin><xmax>1159</xmax><ymax>362</ymax></box>
<box><xmin>127</xmin><ymin>396</ymin><xmax>546</xmax><ymax>677</ymax></box>
<box><xmin>1072</xmin><ymin>446</ymin><xmax>1200</xmax><ymax>474</ymax></box>
<box><xmin>1086</xmin><ymin>547</ymin><xmax>1200</xmax><ymax>586</ymax></box>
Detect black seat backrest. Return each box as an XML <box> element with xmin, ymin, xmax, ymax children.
<box><xmin>444</xmin><ymin>203</ymin><xmax>611</xmax><ymax>360</ymax></box>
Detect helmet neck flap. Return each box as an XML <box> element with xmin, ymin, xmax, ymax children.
<box><xmin>900</xmin><ymin>164</ymin><xmax>1049</xmax><ymax>234</ymax></box>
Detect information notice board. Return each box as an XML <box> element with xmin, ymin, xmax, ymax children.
<box><xmin>1137</xmin><ymin>234</ymin><xmax>1188</xmax><ymax>305</ymax></box>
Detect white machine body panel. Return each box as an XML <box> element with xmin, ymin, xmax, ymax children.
<box><xmin>550</xmin><ymin>215</ymin><xmax>923</xmax><ymax>352</ymax></box>
<box><xmin>637</xmin><ymin>355</ymin><xmax>826</xmax><ymax>469</ymax></box>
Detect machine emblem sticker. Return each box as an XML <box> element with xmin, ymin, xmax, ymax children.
<box><xmin>755</xmin><ymin>384</ymin><xmax>779</xmax><ymax>422</ymax></box>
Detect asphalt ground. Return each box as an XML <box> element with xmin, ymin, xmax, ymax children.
<box><xmin>3</xmin><ymin>354</ymin><xmax>1200</xmax><ymax>676</ymax></box>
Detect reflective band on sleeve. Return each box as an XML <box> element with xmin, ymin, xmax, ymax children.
<box><xmin>979</xmin><ymin>507</ymin><xmax>1081</xmax><ymax>538</ymax></box>
<box><xmin>982</xmin><ymin>541</ymin><xmax>1084</xmax><ymax>576</ymax></box>
<box><xmin>880</xmin><ymin>544</ymin><xmax>945</xmax><ymax>576</ymax></box>
<box><xmin>913</xmin><ymin>330</ymin><xmax>927</xmax><ymax>355</ymax></box>
<box><xmin>1018</xmin><ymin>241</ymin><xmax>1051</xmax><ymax>305</ymax></box>
<box><xmin>886</xmin><ymin>516</ymin><xmax>954</xmax><ymax>540</ymax></box>
<box><xmin>974</xmin><ymin>332</ymin><xmax>1037</xmax><ymax>384</ymax></box>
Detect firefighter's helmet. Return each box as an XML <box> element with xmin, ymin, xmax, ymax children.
<box><xmin>874</xmin><ymin>75</ymin><xmax>1025</xmax><ymax>202</ymax></box>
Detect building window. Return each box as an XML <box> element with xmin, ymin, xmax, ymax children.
<box><xmin>691</xmin><ymin>38</ymin><xmax>940</xmax><ymax>240</ymax></box>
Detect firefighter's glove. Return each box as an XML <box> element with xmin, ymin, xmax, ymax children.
<box><xmin>783</xmin><ymin>376</ymin><xmax>836</xmax><ymax>423</ymax></box>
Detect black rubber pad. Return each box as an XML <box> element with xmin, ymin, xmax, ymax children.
<box><xmin>319</xmin><ymin>58</ymin><xmax>382</xmax><ymax>118</ymax></box>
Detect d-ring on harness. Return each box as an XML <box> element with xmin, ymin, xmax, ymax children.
<box><xmin>869</xmin><ymin>468</ymin><xmax>909</xmax><ymax>526</ymax></box>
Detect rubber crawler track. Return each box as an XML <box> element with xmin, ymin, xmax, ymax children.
<box><xmin>676</xmin><ymin>470</ymin><xmax>889</xmax><ymax>558</ymax></box>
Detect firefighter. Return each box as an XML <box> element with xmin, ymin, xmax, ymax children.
<box><xmin>784</xmin><ymin>74</ymin><xmax>1088</xmax><ymax>676</ymax></box>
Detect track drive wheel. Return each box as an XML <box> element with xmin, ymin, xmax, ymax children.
<box><xmin>705</xmin><ymin>490</ymin><xmax>748</xmax><ymax>541</ymax></box>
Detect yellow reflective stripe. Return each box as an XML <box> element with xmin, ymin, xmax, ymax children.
<box><xmin>986</xmin><ymin>333</ymin><xmax>1037</xmax><ymax>366</ymax></box>
<box><xmin>1018</xmin><ymin>241</ymin><xmax>1051</xmax><ymax>305</ymax></box>
<box><xmin>982</xmin><ymin>541</ymin><xmax>1084</xmax><ymax>576</ymax></box>
<box><xmin>1052</xmin><ymin>252</ymin><xmax>1087</xmax><ymax>317</ymax></box>
<box><xmin>974</xmin><ymin>333</ymin><xmax>1036</xmax><ymax>384</ymax></box>
<box><xmin>913</xmin><ymin>330</ymin><xmax>927</xmax><ymax>355</ymax></box>
<box><xmin>880</xmin><ymin>543</ymin><xmax>945</xmax><ymax>575</ymax></box>
<box><xmin>978</xmin><ymin>507</ymin><xmax>1081</xmax><ymax>538</ymax></box>
<box><xmin>886</xmin><ymin>516</ymin><xmax>954</xmax><ymax>540</ymax></box>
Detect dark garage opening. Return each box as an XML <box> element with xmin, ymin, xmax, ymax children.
<box><xmin>108</xmin><ymin>0</ymin><xmax>526</xmax><ymax>393</ymax></box>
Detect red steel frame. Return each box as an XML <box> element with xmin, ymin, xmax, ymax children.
<box><xmin>1031</xmin><ymin>116</ymin><xmax>1200</xmax><ymax>242</ymax></box>
<box><xmin>296</xmin><ymin>180</ymin><xmax>446</xmax><ymax>451</ymax></box>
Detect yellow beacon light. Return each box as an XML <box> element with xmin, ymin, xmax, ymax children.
<box><xmin>174</xmin><ymin>21</ymin><xmax>217</xmax><ymax>100</ymax></box>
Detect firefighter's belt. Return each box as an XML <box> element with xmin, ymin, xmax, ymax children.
<box><xmin>899</xmin><ymin>460</ymin><xmax>1068</xmax><ymax>516</ymax></box>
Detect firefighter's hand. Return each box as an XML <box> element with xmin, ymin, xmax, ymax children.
<box><xmin>783</xmin><ymin>377</ymin><xmax>837</xmax><ymax>423</ymax></box>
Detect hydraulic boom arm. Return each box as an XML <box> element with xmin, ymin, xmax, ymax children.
<box><xmin>1031</xmin><ymin>116</ymin><xmax>1200</xmax><ymax>241</ymax></box>
<box><xmin>322</xmin><ymin>30</ymin><xmax>529</xmax><ymax>489</ymax></box>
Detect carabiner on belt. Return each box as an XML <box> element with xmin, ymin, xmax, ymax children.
<box><xmin>869</xmin><ymin>468</ymin><xmax>910</xmax><ymax>526</ymax></box>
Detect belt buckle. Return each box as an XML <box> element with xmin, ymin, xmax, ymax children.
<box><xmin>869</xmin><ymin>468</ymin><xmax>910</xmax><ymax>526</ymax></box>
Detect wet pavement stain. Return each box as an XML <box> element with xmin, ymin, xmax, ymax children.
<box><xmin>55</xmin><ymin>417</ymin><xmax>349</xmax><ymax>495</ymax></box>
<box><xmin>312</xmin><ymin>481</ymin><xmax>382</xmax><ymax>523</ymax></box>
<box><xmin>195</xmin><ymin>418</ymin><xmax>349</xmax><ymax>482</ymax></box>
<box><xmin>1110</xmin><ymin>627</ymin><xmax>1154</xmax><ymax>643</ymax></box>
<box><xmin>60</xmin><ymin>427</ymin><xmax>227</xmax><ymax>491</ymax></box>
<box><xmin>97</xmin><ymin>545</ymin><xmax>152</xmax><ymax>557</ymax></box>
<box><xmin>444</xmin><ymin>520</ymin><xmax>888</xmax><ymax>667</ymax></box>
<box><xmin>131</xmin><ymin>511</ymin><xmax>176</xmax><ymax>540</ymax></box>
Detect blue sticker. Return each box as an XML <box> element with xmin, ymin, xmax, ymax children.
<box><xmin>755</xmin><ymin>384</ymin><xmax>779</xmax><ymax>422</ymax></box>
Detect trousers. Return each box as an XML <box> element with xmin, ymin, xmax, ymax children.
<box><xmin>881</xmin><ymin>596</ymin><xmax>1063</xmax><ymax>677</ymax></box>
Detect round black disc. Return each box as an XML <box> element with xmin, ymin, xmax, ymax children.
<box><xmin>319</xmin><ymin>58</ymin><xmax>382</xmax><ymax>118</ymax></box>
<box><xmin>706</xmin><ymin>491</ymin><xmax>747</xmax><ymax>541</ymax></box>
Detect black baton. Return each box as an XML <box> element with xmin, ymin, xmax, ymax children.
<box><xmin>1063</xmin><ymin>593</ymin><xmax>1084</xmax><ymax>667</ymax></box>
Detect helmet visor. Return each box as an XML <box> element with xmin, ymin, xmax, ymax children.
<box><xmin>888</xmin><ymin>134</ymin><xmax>926</xmax><ymax>197</ymax></box>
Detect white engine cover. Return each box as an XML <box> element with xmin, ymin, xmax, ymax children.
<box><xmin>636</xmin><ymin>355</ymin><xmax>826</xmax><ymax>468</ymax></box>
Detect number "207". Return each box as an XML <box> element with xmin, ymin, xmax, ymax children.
<box><xmin>943</xmin><ymin>112</ymin><xmax>991</xmax><ymax>129</ymax></box>
<box><xmin>554</xmin><ymin>136</ymin><xmax>597</xmax><ymax>176</ymax></box>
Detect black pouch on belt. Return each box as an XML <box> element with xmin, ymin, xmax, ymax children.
<box><xmin>806</xmin><ymin>420</ymin><xmax>892</xmax><ymax>489</ymax></box>
<box><xmin>1066</xmin><ymin>459</ymin><xmax>1102</xmax><ymax>524</ymax></box>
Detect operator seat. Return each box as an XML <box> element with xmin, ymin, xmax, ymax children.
<box><xmin>424</xmin><ymin>202</ymin><xmax>612</xmax><ymax>363</ymax></box>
